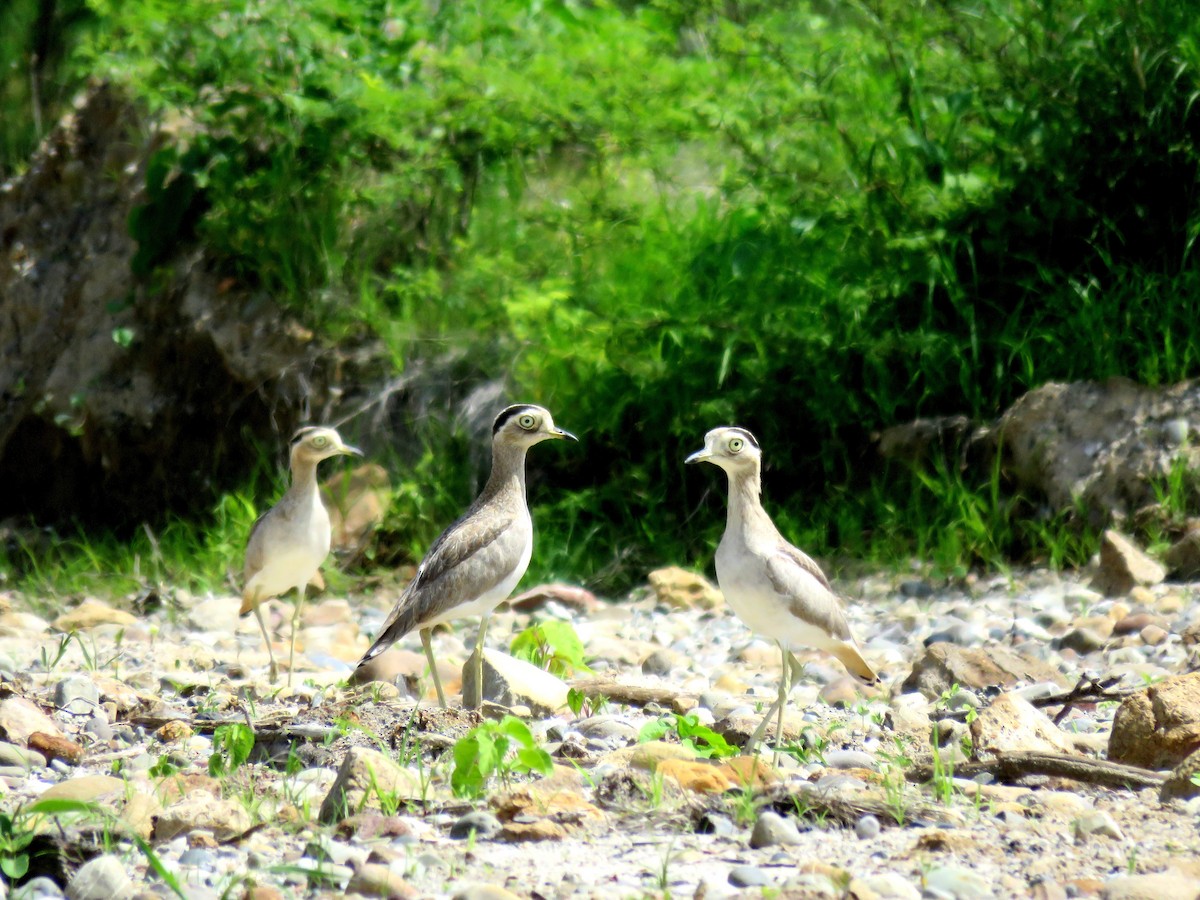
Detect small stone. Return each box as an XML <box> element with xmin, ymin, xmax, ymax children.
<box><xmin>1057</xmin><ymin>627</ymin><xmax>1107</xmax><ymax>653</ymax></box>
<box><xmin>1092</xmin><ymin>530</ymin><xmax>1166</xmax><ymax>596</ymax></box>
<box><xmin>647</xmin><ymin>566</ymin><xmax>723</xmax><ymax>610</ymax></box>
<box><xmin>923</xmin><ymin>866</ymin><xmax>995</xmax><ymax>898</ymax></box>
<box><xmin>1141</xmin><ymin>624</ymin><xmax>1169</xmax><ymax>646</ymax></box>
<box><xmin>818</xmin><ymin>677</ymin><xmax>864</xmax><ymax>708</ymax></box>
<box><xmin>1161</xmin><ymin>747</ymin><xmax>1200</xmax><ymax>802</ymax></box>
<box><xmin>27</xmin><ymin>732</ymin><xmax>84</xmax><ymax>766</ymax></box>
<box><xmin>178</xmin><ymin>848</ymin><xmax>214</xmax><ymax>867</ymax></box>
<box><xmin>824</xmin><ymin>749</ymin><xmax>877</xmax><ymax>770</ymax></box>
<box><xmin>453</xmin><ymin>886</ymin><xmax>524</xmax><ymax>900</ymax></box>
<box><xmin>155</xmin><ymin>720</ymin><xmax>194</xmax><ymax>742</ymax></box>
<box><xmin>899</xmin><ymin>580</ymin><xmax>934</xmax><ymax>599</ymax></box>
<box><xmin>1109</xmin><ymin>671</ymin><xmax>1200</xmax><ymax>770</ymax></box>
<box><xmin>749</xmin><ymin>811</ymin><xmax>802</xmax><ymax>848</ymax></box>
<box><xmin>855</xmin><ymin>814</ymin><xmax>881</xmax><ymax>839</ymax></box>
<box><xmin>0</xmin><ymin>740</ymin><xmax>45</xmax><ymax>769</ymax></box>
<box><xmin>66</xmin><ymin>854</ymin><xmax>131</xmax><ymax>900</ymax></box>
<box><xmin>640</xmin><ymin>649</ymin><xmax>677</xmax><ymax>676</ymax></box>
<box><xmin>1074</xmin><ymin>810</ymin><xmax>1125</xmax><ymax>841</ymax></box>
<box><xmin>347</xmin><ymin>863</ymin><xmax>419</xmax><ymax>899</ymax></box>
<box><xmin>575</xmin><ymin>716</ymin><xmax>639</xmax><ymax>743</ymax></box>
<box><xmin>449</xmin><ymin>810</ymin><xmax>502</xmax><ymax>840</ymax></box>
<box><xmin>1162</xmin><ymin>418</ymin><xmax>1191</xmax><ymax>446</ymax></box>
<box><xmin>728</xmin><ymin>866</ymin><xmax>772</xmax><ymax>888</ymax></box>
<box><xmin>54</xmin><ymin>675</ymin><xmax>101</xmax><ymax>715</ymax></box>
<box><xmin>858</xmin><ymin>873</ymin><xmax>921</xmax><ymax>899</ymax></box>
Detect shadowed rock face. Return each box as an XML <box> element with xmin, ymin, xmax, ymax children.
<box><xmin>0</xmin><ymin>86</ymin><xmax>359</xmax><ymax>530</ymax></box>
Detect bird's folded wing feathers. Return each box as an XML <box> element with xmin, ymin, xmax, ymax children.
<box><xmin>359</xmin><ymin>512</ymin><xmax>515</xmax><ymax>662</ymax></box>
<box><xmin>764</xmin><ymin>547</ymin><xmax>854</xmax><ymax>642</ymax></box>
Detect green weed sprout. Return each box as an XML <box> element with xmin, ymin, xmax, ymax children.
<box><xmin>451</xmin><ymin>715</ymin><xmax>552</xmax><ymax>799</ymax></box>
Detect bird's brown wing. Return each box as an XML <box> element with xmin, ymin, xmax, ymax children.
<box><xmin>356</xmin><ymin>511</ymin><xmax>515</xmax><ymax>664</ymax></box>
<box><xmin>764</xmin><ymin>545</ymin><xmax>854</xmax><ymax>642</ymax></box>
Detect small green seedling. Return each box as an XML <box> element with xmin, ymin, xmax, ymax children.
<box><xmin>451</xmin><ymin>715</ymin><xmax>553</xmax><ymax>799</ymax></box>
<box><xmin>638</xmin><ymin>713</ymin><xmax>737</xmax><ymax>759</ymax></box>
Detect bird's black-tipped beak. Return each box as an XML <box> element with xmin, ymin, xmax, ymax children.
<box><xmin>554</xmin><ymin>428</ymin><xmax>578</xmax><ymax>442</ymax></box>
<box><xmin>341</xmin><ymin>444</ymin><xmax>364</xmax><ymax>457</ymax></box>
<box><xmin>685</xmin><ymin>448</ymin><xmax>711</xmax><ymax>464</ymax></box>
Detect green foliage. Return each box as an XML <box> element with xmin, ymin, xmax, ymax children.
<box><xmin>450</xmin><ymin>715</ymin><xmax>553</xmax><ymax>799</ymax></box>
<box><xmin>510</xmin><ymin>620</ymin><xmax>592</xmax><ymax>677</ymax></box>
<box><xmin>3</xmin><ymin>0</ymin><xmax>1200</xmax><ymax>585</ymax></box>
<box><xmin>0</xmin><ymin>798</ymin><xmax>96</xmax><ymax>882</ymax></box>
<box><xmin>208</xmin><ymin>723</ymin><xmax>255</xmax><ymax>778</ymax></box>
<box><xmin>638</xmin><ymin>713</ymin><xmax>737</xmax><ymax>760</ymax></box>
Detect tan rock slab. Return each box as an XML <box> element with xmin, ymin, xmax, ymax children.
<box><xmin>969</xmin><ymin>692</ymin><xmax>1076</xmax><ymax>756</ymax></box>
<box><xmin>154</xmin><ymin>795</ymin><xmax>252</xmax><ymax>842</ymax></box>
<box><xmin>647</xmin><ymin>566</ymin><xmax>723</xmax><ymax>610</ymax></box>
<box><xmin>1109</xmin><ymin>671</ymin><xmax>1200</xmax><ymax>770</ymax></box>
<box><xmin>657</xmin><ymin>758</ymin><xmax>736</xmax><ymax>793</ymax></box>
<box><xmin>0</xmin><ymin>696</ymin><xmax>64</xmax><ymax>745</ymax></box>
<box><xmin>52</xmin><ymin>599</ymin><xmax>138</xmax><ymax>632</ymax></box>
<box><xmin>346</xmin><ymin>863</ymin><xmax>418</xmax><ymax>899</ymax></box>
<box><xmin>1099</xmin><ymin>873</ymin><xmax>1200</xmax><ymax>900</ymax></box>
<box><xmin>901</xmin><ymin>643</ymin><xmax>1069</xmax><ymax>699</ymax></box>
<box><xmin>319</xmin><ymin>746</ymin><xmax>426</xmax><ymax>823</ymax></box>
<box><xmin>1092</xmin><ymin>530</ymin><xmax>1167</xmax><ymax>596</ymax></box>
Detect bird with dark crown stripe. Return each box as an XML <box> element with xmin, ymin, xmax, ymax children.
<box><xmin>355</xmin><ymin>404</ymin><xmax>576</xmax><ymax>707</ymax></box>
<box><xmin>687</xmin><ymin>425</ymin><xmax>878</xmax><ymax>752</ymax></box>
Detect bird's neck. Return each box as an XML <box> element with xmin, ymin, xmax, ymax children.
<box><xmin>481</xmin><ymin>441</ymin><xmax>528</xmax><ymax>503</ymax></box>
<box><xmin>725</xmin><ymin>467</ymin><xmax>769</xmax><ymax>535</ymax></box>
<box><xmin>288</xmin><ymin>452</ymin><xmax>320</xmax><ymax>497</ymax></box>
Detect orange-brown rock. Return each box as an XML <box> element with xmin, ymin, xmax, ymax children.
<box><xmin>1109</xmin><ymin>672</ymin><xmax>1200</xmax><ymax>770</ymax></box>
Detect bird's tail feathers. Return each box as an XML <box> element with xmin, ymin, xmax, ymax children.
<box><xmin>832</xmin><ymin>643</ymin><xmax>879</xmax><ymax>684</ymax></box>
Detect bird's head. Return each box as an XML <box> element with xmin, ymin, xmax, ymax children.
<box><xmin>290</xmin><ymin>426</ymin><xmax>363</xmax><ymax>464</ymax></box>
<box><xmin>685</xmin><ymin>425</ymin><xmax>761</xmax><ymax>474</ymax></box>
<box><xmin>491</xmin><ymin>404</ymin><xmax>577</xmax><ymax>449</ymax></box>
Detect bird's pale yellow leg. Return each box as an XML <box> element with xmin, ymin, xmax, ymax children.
<box><xmin>773</xmin><ymin>646</ymin><xmax>789</xmax><ymax>763</ymax></box>
<box><xmin>287</xmin><ymin>584</ymin><xmax>305</xmax><ymax>688</ymax></box>
<box><xmin>467</xmin><ymin>614</ymin><xmax>491</xmax><ymax>711</ymax></box>
<box><xmin>420</xmin><ymin>628</ymin><xmax>446</xmax><ymax>707</ymax></box>
<box><xmin>746</xmin><ymin>642</ymin><xmax>794</xmax><ymax>755</ymax></box>
<box><xmin>250</xmin><ymin>599</ymin><xmax>279</xmax><ymax>685</ymax></box>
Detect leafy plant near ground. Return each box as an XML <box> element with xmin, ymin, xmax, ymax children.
<box><xmin>510</xmin><ymin>620</ymin><xmax>592</xmax><ymax>678</ymax></box>
<box><xmin>208</xmin><ymin>723</ymin><xmax>255</xmax><ymax>778</ymax></box>
<box><xmin>638</xmin><ymin>713</ymin><xmax>737</xmax><ymax>760</ymax></box>
<box><xmin>450</xmin><ymin>715</ymin><xmax>553</xmax><ymax>799</ymax></box>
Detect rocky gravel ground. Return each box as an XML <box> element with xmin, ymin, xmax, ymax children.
<box><xmin>1</xmin><ymin>549</ymin><xmax>1200</xmax><ymax>900</ymax></box>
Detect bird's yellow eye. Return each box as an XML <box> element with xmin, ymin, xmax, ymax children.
<box><xmin>518</xmin><ymin>414</ymin><xmax>537</xmax><ymax>429</ymax></box>
<box><xmin>312</xmin><ymin>435</ymin><xmax>328</xmax><ymax>449</ymax></box>
<box><xmin>729</xmin><ymin>437</ymin><xmax>744</xmax><ymax>452</ymax></box>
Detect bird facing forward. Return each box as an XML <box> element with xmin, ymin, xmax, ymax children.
<box><xmin>355</xmin><ymin>404</ymin><xmax>576</xmax><ymax>707</ymax></box>
<box><xmin>242</xmin><ymin>426</ymin><xmax>362</xmax><ymax>685</ymax></box>
<box><xmin>687</xmin><ymin>426</ymin><xmax>877</xmax><ymax>751</ymax></box>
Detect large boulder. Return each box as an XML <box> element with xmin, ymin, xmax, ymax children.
<box><xmin>0</xmin><ymin>86</ymin><xmax>379</xmax><ymax>530</ymax></box>
<box><xmin>1108</xmin><ymin>672</ymin><xmax>1200</xmax><ymax>770</ymax></box>
<box><xmin>983</xmin><ymin>379</ymin><xmax>1200</xmax><ymax>528</ymax></box>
